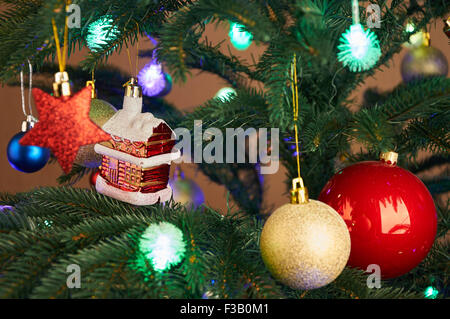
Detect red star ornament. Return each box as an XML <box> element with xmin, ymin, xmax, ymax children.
<box><xmin>19</xmin><ymin>87</ymin><xmax>111</xmax><ymax>173</ymax></box>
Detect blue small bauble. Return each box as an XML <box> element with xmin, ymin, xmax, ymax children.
<box><xmin>7</xmin><ymin>131</ymin><xmax>51</xmax><ymax>173</ymax></box>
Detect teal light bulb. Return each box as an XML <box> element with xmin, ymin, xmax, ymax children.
<box><xmin>86</xmin><ymin>16</ymin><xmax>121</xmax><ymax>52</ymax></box>
<box><xmin>215</xmin><ymin>87</ymin><xmax>236</xmax><ymax>102</ymax></box>
<box><xmin>424</xmin><ymin>286</ymin><xmax>439</xmax><ymax>299</ymax></box>
<box><xmin>229</xmin><ymin>22</ymin><xmax>253</xmax><ymax>50</ymax></box>
<box><xmin>337</xmin><ymin>24</ymin><xmax>381</xmax><ymax>72</ymax></box>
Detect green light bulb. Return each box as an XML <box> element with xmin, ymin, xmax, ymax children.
<box><xmin>337</xmin><ymin>24</ymin><xmax>381</xmax><ymax>72</ymax></box>
<box><xmin>138</xmin><ymin>222</ymin><xmax>186</xmax><ymax>272</ymax></box>
<box><xmin>215</xmin><ymin>87</ymin><xmax>236</xmax><ymax>102</ymax></box>
<box><xmin>405</xmin><ymin>23</ymin><xmax>416</xmax><ymax>33</ymax></box>
<box><xmin>86</xmin><ymin>16</ymin><xmax>121</xmax><ymax>52</ymax></box>
<box><xmin>229</xmin><ymin>22</ymin><xmax>253</xmax><ymax>50</ymax></box>
<box><xmin>424</xmin><ymin>286</ymin><xmax>439</xmax><ymax>299</ymax></box>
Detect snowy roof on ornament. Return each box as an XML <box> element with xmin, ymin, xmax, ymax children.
<box><xmin>101</xmin><ymin>90</ymin><xmax>175</xmax><ymax>142</ymax></box>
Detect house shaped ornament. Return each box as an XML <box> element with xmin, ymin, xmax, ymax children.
<box><xmin>94</xmin><ymin>77</ymin><xmax>180</xmax><ymax>205</ymax></box>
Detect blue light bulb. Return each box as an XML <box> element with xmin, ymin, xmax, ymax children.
<box><xmin>138</xmin><ymin>60</ymin><xmax>171</xmax><ymax>97</ymax></box>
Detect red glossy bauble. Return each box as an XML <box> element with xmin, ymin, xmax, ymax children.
<box><xmin>318</xmin><ymin>159</ymin><xmax>437</xmax><ymax>279</ymax></box>
<box><xmin>90</xmin><ymin>170</ymin><xmax>100</xmax><ymax>187</ymax></box>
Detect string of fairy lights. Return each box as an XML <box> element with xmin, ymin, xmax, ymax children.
<box><xmin>85</xmin><ymin>0</ymin><xmax>382</xmax><ymax>101</ymax></box>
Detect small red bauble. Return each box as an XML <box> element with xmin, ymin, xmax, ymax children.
<box><xmin>318</xmin><ymin>158</ymin><xmax>437</xmax><ymax>279</ymax></box>
<box><xmin>90</xmin><ymin>170</ymin><xmax>100</xmax><ymax>187</ymax></box>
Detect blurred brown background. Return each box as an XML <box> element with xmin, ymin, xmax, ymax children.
<box><xmin>0</xmin><ymin>19</ymin><xmax>448</xmax><ymax>213</ymax></box>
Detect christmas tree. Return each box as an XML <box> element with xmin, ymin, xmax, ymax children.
<box><xmin>0</xmin><ymin>0</ymin><xmax>448</xmax><ymax>300</ymax></box>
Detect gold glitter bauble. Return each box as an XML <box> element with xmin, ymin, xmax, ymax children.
<box><xmin>74</xmin><ymin>99</ymin><xmax>117</xmax><ymax>168</ymax></box>
<box><xmin>260</xmin><ymin>200</ymin><xmax>351</xmax><ymax>290</ymax></box>
<box><xmin>401</xmin><ymin>45</ymin><xmax>448</xmax><ymax>83</ymax></box>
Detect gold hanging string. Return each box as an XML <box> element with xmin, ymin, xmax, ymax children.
<box><xmin>125</xmin><ymin>24</ymin><xmax>141</xmax><ymax>79</ymax></box>
<box><xmin>290</xmin><ymin>54</ymin><xmax>301</xmax><ymax>181</ymax></box>
<box><xmin>62</xmin><ymin>0</ymin><xmax>70</xmax><ymax>71</ymax></box>
<box><xmin>122</xmin><ymin>29</ymin><xmax>142</xmax><ymax>98</ymax></box>
<box><xmin>290</xmin><ymin>53</ymin><xmax>308</xmax><ymax>204</ymax></box>
<box><xmin>51</xmin><ymin>0</ymin><xmax>71</xmax><ymax>72</ymax></box>
<box><xmin>51</xmin><ymin>0</ymin><xmax>72</xmax><ymax>97</ymax></box>
<box><xmin>135</xmin><ymin>23</ymin><xmax>140</xmax><ymax>78</ymax></box>
<box><xmin>126</xmin><ymin>47</ymin><xmax>133</xmax><ymax>77</ymax></box>
<box><xmin>86</xmin><ymin>68</ymin><xmax>96</xmax><ymax>98</ymax></box>
<box><xmin>51</xmin><ymin>19</ymin><xmax>63</xmax><ymax>72</ymax></box>
<box><xmin>124</xmin><ymin>27</ymin><xmax>141</xmax><ymax>91</ymax></box>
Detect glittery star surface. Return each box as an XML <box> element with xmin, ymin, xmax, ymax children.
<box><xmin>20</xmin><ymin>87</ymin><xmax>111</xmax><ymax>173</ymax></box>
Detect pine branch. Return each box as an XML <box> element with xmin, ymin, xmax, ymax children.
<box><xmin>180</xmin><ymin>87</ymin><xmax>270</xmax><ymax>130</ymax></box>
<box><xmin>351</xmin><ymin>106</ymin><xmax>397</xmax><ymax>153</ymax></box>
<box><xmin>436</xmin><ymin>200</ymin><xmax>449</xmax><ymax>239</ymax></box>
<box><xmin>399</xmin><ymin>115</ymin><xmax>450</xmax><ymax>154</ymax></box>
<box><xmin>408</xmin><ymin>154</ymin><xmax>450</xmax><ymax>174</ymax></box>
<box><xmin>0</xmin><ymin>187</ymin><xmax>281</xmax><ymax>298</ymax></box>
<box><xmin>383</xmin><ymin>78</ymin><xmax>450</xmax><ymax>122</ymax></box>
<box><xmin>157</xmin><ymin>0</ymin><xmax>276</xmax><ymax>82</ymax></box>
<box><xmin>57</xmin><ymin>164</ymin><xmax>93</xmax><ymax>186</ymax></box>
<box><xmin>0</xmin><ymin>0</ymin><xmax>190</xmax><ymax>81</ymax></box>
<box><xmin>179</xmin><ymin>88</ymin><xmax>267</xmax><ymax>214</ymax></box>
<box><xmin>422</xmin><ymin>177</ymin><xmax>450</xmax><ymax>196</ymax></box>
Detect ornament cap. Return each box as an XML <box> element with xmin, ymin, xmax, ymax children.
<box><xmin>444</xmin><ymin>17</ymin><xmax>450</xmax><ymax>34</ymax></box>
<box><xmin>86</xmin><ymin>80</ymin><xmax>97</xmax><ymax>99</ymax></box>
<box><xmin>380</xmin><ymin>151</ymin><xmax>398</xmax><ymax>166</ymax></box>
<box><xmin>21</xmin><ymin>115</ymin><xmax>38</xmax><ymax>132</ymax></box>
<box><xmin>444</xmin><ymin>17</ymin><xmax>450</xmax><ymax>39</ymax></box>
<box><xmin>290</xmin><ymin>177</ymin><xmax>309</xmax><ymax>204</ymax></box>
<box><xmin>173</xmin><ymin>166</ymin><xmax>184</xmax><ymax>180</ymax></box>
<box><xmin>409</xmin><ymin>30</ymin><xmax>430</xmax><ymax>48</ymax></box>
<box><xmin>422</xmin><ymin>32</ymin><xmax>431</xmax><ymax>47</ymax></box>
<box><xmin>403</xmin><ymin>21</ymin><xmax>431</xmax><ymax>49</ymax></box>
<box><xmin>53</xmin><ymin>71</ymin><xmax>71</xmax><ymax>97</ymax></box>
<box><xmin>125</xmin><ymin>77</ymin><xmax>142</xmax><ymax>98</ymax></box>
